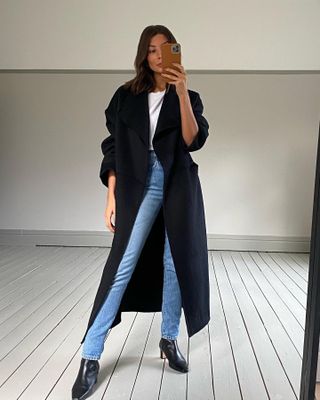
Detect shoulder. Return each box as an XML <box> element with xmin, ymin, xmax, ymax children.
<box><xmin>111</xmin><ymin>84</ymin><xmax>128</xmax><ymax>99</ymax></box>
<box><xmin>106</xmin><ymin>84</ymin><xmax>129</xmax><ymax>111</ymax></box>
<box><xmin>114</xmin><ymin>84</ymin><xmax>131</xmax><ymax>103</ymax></box>
<box><xmin>115</xmin><ymin>83</ymin><xmax>128</xmax><ymax>94</ymax></box>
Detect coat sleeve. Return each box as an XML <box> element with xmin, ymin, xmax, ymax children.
<box><xmin>99</xmin><ymin>87</ymin><xmax>121</xmax><ymax>187</ymax></box>
<box><xmin>182</xmin><ymin>92</ymin><xmax>210</xmax><ymax>152</ymax></box>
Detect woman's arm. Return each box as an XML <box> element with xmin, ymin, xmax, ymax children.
<box><xmin>100</xmin><ymin>87</ymin><xmax>121</xmax><ymax>232</ymax></box>
<box><xmin>105</xmin><ymin>169</ymin><xmax>116</xmax><ymax>233</ymax></box>
<box><xmin>107</xmin><ymin>169</ymin><xmax>116</xmax><ymax>195</ymax></box>
<box><xmin>99</xmin><ymin>87</ymin><xmax>121</xmax><ymax>187</ymax></box>
<box><xmin>161</xmin><ymin>64</ymin><xmax>209</xmax><ymax>152</ymax></box>
<box><xmin>178</xmin><ymin>91</ymin><xmax>199</xmax><ymax>147</ymax></box>
<box><xmin>180</xmin><ymin>92</ymin><xmax>210</xmax><ymax>152</ymax></box>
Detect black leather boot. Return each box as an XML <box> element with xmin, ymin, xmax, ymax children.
<box><xmin>71</xmin><ymin>358</ymin><xmax>100</xmax><ymax>400</ymax></box>
<box><xmin>159</xmin><ymin>337</ymin><xmax>189</xmax><ymax>373</ymax></box>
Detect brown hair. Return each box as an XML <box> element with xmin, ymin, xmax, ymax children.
<box><xmin>123</xmin><ymin>25</ymin><xmax>177</xmax><ymax>95</ymax></box>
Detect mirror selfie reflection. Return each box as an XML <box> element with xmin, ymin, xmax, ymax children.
<box><xmin>0</xmin><ymin>5</ymin><xmax>319</xmax><ymax>400</ymax></box>
<box><xmin>74</xmin><ymin>26</ymin><xmax>211</xmax><ymax>398</ymax></box>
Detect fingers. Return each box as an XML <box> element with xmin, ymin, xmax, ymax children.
<box><xmin>105</xmin><ymin>208</ymin><xmax>116</xmax><ymax>233</ymax></box>
<box><xmin>166</xmin><ymin>63</ymin><xmax>185</xmax><ymax>75</ymax></box>
<box><xmin>162</xmin><ymin>68</ymin><xmax>180</xmax><ymax>78</ymax></box>
<box><xmin>172</xmin><ymin>62</ymin><xmax>184</xmax><ymax>70</ymax></box>
<box><xmin>161</xmin><ymin>63</ymin><xmax>186</xmax><ymax>82</ymax></box>
<box><xmin>110</xmin><ymin>210</ymin><xmax>116</xmax><ymax>233</ymax></box>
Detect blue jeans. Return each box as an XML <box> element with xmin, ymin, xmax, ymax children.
<box><xmin>82</xmin><ymin>150</ymin><xmax>182</xmax><ymax>360</ymax></box>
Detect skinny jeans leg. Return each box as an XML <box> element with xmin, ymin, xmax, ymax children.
<box><xmin>82</xmin><ymin>150</ymin><xmax>182</xmax><ymax>360</ymax></box>
<box><xmin>160</xmin><ymin>226</ymin><xmax>182</xmax><ymax>340</ymax></box>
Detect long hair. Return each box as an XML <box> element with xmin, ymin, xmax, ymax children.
<box><xmin>123</xmin><ymin>25</ymin><xmax>177</xmax><ymax>95</ymax></box>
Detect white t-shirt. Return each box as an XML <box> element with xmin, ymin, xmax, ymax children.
<box><xmin>148</xmin><ymin>89</ymin><xmax>166</xmax><ymax>150</ymax></box>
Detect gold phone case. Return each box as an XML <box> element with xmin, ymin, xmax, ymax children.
<box><xmin>160</xmin><ymin>43</ymin><xmax>181</xmax><ymax>83</ymax></box>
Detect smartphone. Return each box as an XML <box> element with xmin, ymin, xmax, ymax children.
<box><xmin>160</xmin><ymin>42</ymin><xmax>181</xmax><ymax>83</ymax></box>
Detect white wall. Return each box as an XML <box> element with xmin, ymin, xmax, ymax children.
<box><xmin>0</xmin><ymin>2</ymin><xmax>319</xmax><ymax>247</ymax></box>
<box><xmin>0</xmin><ymin>0</ymin><xmax>320</xmax><ymax>70</ymax></box>
<box><xmin>1</xmin><ymin>72</ymin><xmax>319</xmax><ymax>238</ymax></box>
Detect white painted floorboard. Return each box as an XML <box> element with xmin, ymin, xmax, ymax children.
<box><xmin>0</xmin><ymin>246</ymin><xmax>308</xmax><ymax>400</ymax></box>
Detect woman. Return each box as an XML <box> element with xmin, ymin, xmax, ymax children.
<box><xmin>72</xmin><ymin>25</ymin><xmax>210</xmax><ymax>400</ymax></box>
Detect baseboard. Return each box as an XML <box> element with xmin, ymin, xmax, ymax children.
<box><xmin>0</xmin><ymin>229</ymin><xmax>310</xmax><ymax>252</ymax></box>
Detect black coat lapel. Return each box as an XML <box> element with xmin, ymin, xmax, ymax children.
<box><xmin>118</xmin><ymin>84</ymin><xmax>180</xmax><ymax>147</ymax></box>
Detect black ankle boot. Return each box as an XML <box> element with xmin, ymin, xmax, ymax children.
<box><xmin>159</xmin><ymin>337</ymin><xmax>189</xmax><ymax>373</ymax></box>
<box><xmin>71</xmin><ymin>358</ymin><xmax>99</xmax><ymax>400</ymax></box>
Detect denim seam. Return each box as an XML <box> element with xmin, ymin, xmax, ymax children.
<box><xmin>161</xmin><ymin>334</ymin><xmax>178</xmax><ymax>340</ymax></box>
<box><xmin>82</xmin><ymin>353</ymin><xmax>101</xmax><ymax>360</ymax></box>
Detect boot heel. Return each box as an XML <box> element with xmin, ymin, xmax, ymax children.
<box><xmin>160</xmin><ymin>349</ymin><xmax>166</xmax><ymax>359</ymax></box>
<box><xmin>158</xmin><ymin>338</ymin><xmax>189</xmax><ymax>373</ymax></box>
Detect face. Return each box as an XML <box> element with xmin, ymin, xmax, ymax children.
<box><xmin>147</xmin><ymin>33</ymin><xmax>169</xmax><ymax>74</ymax></box>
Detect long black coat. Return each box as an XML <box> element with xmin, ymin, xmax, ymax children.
<box><xmin>80</xmin><ymin>83</ymin><xmax>210</xmax><ymax>344</ymax></box>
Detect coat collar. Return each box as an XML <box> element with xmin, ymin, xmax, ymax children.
<box><xmin>118</xmin><ymin>84</ymin><xmax>180</xmax><ymax>147</ymax></box>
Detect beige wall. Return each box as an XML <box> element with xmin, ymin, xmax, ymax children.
<box><xmin>1</xmin><ymin>72</ymin><xmax>319</xmax><ymax>238</ymax></box>
<box><xmin>0</xmin><ymin>2</ymin><xmax>319</xmax><ymax>246</ymax></box>
<box><xmin>0</xmin><ymin>0</ymin><xmax>320</xmax><ymax>70</ymax></box>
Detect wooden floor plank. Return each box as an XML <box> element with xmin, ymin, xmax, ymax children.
<box><xmin>0</xmin><ymin>250</ymin><xmax>105</xmax><ymax>389</ymax></box>
<box><xmin>250</xmin><ymin>252</ymin><xmax>306</xmax><ymax>328</ymax></box>
<box><xmin>130</xmin><ymin>312</ymin><xmax>165</xmax><ymax>400</ymax></box>
<box><xmin>0</xmin><ymin>274</ymin><xmax>100</xmax><ymax>399</ymax></box>
<box><xmin>0</xmin><ymin>247</ymin><xmax>63</xmax><ymax>310</ymax></box>
<box><xmin>188</xmin><ymin>324</ymin><xmax>214</xmax><ymax>400</ymax></box>
<box><xmin>0</xmin><ymin>248</ymin><xmax>97</xmax><ymax>326</ymax></box>
<box><xmin>267</xmin><ymin>252</ymin><xmax>308</xmax><ymax>289</ymax></box>
<box><xmin>212</xmin><ymin>251</ymin><xmax>269</xmax><ymax>400</ymax></box>
<box><xmin>47</xmin><ymin>312</ymin><xmax>137</xmax><ymax>400</ymax></box>
<box><xmin>0</xmin><ymin>249</ymin><xmax>104</xmax><ymax>360</ymax></box>
<box><xmin>158</xmin><ymin>312</ymin><xmax>188</xmax><ymax>400</ymax></box>
<box><xmin>209</xmin><ymin>252</ymin><xmax>241</xmax><ymax>400</ymax></box>
<box><xmin>233</xmin><ymin>251</ymin><xmax>302</xmax><ymax>397</ymax></box>
<box><xmin>0</xmin><ymin>246</ymin><xmax>63</xmax><ymax>286</ymax></box>
<box><xmin>0</xmin><ymin>246</ymin><xmax>308</xmax><ymax>400</ymax></box>
<box><xmin>101</xmin><ymin>312</ymin><xmax>155</xmax><ymax>400</ymax></box>
<box><xmin>225</xmin><ymin>251</ymin><xmax>297</xmax><ymax>399</ymax></box>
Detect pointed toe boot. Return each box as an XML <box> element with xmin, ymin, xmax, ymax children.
<box><xmin>71</xmin><ymin>358</ymin><xmax>99</xmax><ymax>400</ymax></box>
<box><xmin>159</xmin><ymin>337</ymin><xmax>189</xmax><ymax>373</ymax></box>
